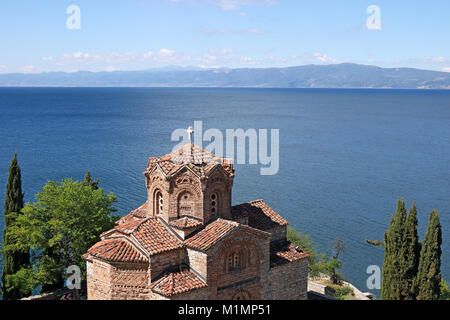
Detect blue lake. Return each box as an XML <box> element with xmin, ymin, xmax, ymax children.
<box><xmin>0</xmin><ymin>87</ymin><xmax>449</xmax><ymax>297</ymax></box>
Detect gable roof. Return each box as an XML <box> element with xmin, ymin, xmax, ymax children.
<box><xmin>96</xmin><ymin>204</ymin><xmax>184</xmax><ymax>259</ymax></box>
<box><xmin>231</xmin><ymin>199</ymin><xmax>288</xmax><ymax>231</ymax></box>
<box><xmin>114</xmin><ymin>202</ymin><xmax>148</xmax><ymax>226</ymax></box>
<box><xmin>143</xmin><ymin>144</ymin><xmax>234</xmax><ymax>179</ymax></box>
<box><xmin>85</xmin><ymin>238</ymin><xmax>148</xmax><ymax>263</ymax></box>
<box><xmin>150</xmin><ymin>269</ymin><xmax>207</xmax><ymax>297</ymax></box>
<box><xmin>170</xmin><ymin>217</ymin><xmax>203</xmax><ymax>230</ymax></box>
<box><xmin>184</xmin><ymin>218</ymin><xmax>269</xmax><ymax>252</ymax></box>
<box><xmin>132</xmin><ymin>218</ymin><xmax>184</xmax><ymax>255</ymax></box>
<box><xmin>270</xmin><ymin>241</ymin><xmax>310</xmax><ymax>267</ymax></box>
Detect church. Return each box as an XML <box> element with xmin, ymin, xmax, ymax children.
<box><xmin>84</xmin><ymin>142</ymin><xmax>309</xmax><ymax>300</ymax></box>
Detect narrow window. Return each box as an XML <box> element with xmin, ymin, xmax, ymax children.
<box><xmin>155</xmin><ymin>190</ymin><xmax>163</xmax><ymax>215</ymax></box>
<box><xmin>211</xmin><ymin>192</ymin><xmax>218</xmax><ymax>215</ymax></box>
<box><xmin>228</xmin><ymin>250</ymin><xmax>244</xmax><ymax>272</ymax></box>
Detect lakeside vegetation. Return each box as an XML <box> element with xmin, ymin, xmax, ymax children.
<box><xmin>368</xmin><ymin>199</ymin><xmax>445</xmax><ymax>300</ymax></box>
<box><xmin>1</xmin><ymin>152</ymin><xmax>448</xmax><ymax>300</ymax></box>
<box><xmin>1</xmin><ymin>154</ymin><xmax>117</xmax><ymax>299</ymax></box>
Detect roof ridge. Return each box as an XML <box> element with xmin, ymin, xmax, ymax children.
<box><xmin>248</xmin><ymin>198</ymin><xmax>265</xmax><ymax>204</ymax></box>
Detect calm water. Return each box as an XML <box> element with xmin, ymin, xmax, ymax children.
<box><xmin>0</xmin><ymin>87</ymin><xmax>449</xmax><ymax>297</ymax></box>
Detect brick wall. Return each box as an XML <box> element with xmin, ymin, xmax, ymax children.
<box><xmin>264</xmin><ymin>258</ymin><xmax>308</xmax><ymax>300</ymax></box>
<box><xmin>149</xmin><ymin>249</ymin><xmax>185</xmax><ymax>281</ymax></box>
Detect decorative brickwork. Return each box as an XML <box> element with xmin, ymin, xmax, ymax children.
<box><xmin>85</xmin><ymin>144</ymin><xmax>309</xmax><ymax>300</ymax></box>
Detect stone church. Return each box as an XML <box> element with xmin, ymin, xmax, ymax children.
<box><xmin>84</xmin><ymin>143</ymin><xmax>309</xmax><ymax>300</ymax></box>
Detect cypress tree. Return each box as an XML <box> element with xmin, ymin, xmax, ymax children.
<box><xmin>381</xmin><ymin>214</ymin><xmax>395</xmax><ymax>299</ymax></box>
<box><xmin>381</xmin><ymin>199</ymin><xmax>407</xmax><ymax>300</ymax></box>
<box><xmin>1</xmin><ymin>153</ymin><xmax>31</xmax><ymax>299</ymax></box>
<box><xmin>402</xmin><ymin>203</ymin><xmax>420</xmax><ymax>299</ymax></box>
<box><xmin>416</xmin><ymin>210</ymin><xmax>442</xmax><ymax>300</ymax></box>
<box><xmin>83</xmin><ymin>170</ymin><xmax>99</xmax><ymax>190</ymax></box>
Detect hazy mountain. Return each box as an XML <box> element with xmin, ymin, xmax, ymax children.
<box><xmin>1</xmin><ymin>63</ymin><xmax>449</xmax><ymax>89</ymax></box>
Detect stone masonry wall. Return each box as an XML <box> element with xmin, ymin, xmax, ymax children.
<box><xmin>264</xmin><ymin>258</ymin><xmax>308</xmax><ymax>300</ymax></box>
<box><xmin>149</xmin><ymin>248</ymin><xmax>185</xmax><ymax>281</ymax></box>
<box><xmin>205</xmin><ymin>229</ymin><xmax>270</xmax><ymax>300</ymax></box>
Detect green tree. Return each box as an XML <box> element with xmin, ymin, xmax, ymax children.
<box><xmin>402</xmin><ymin>203</ymin><xmax>420</xmax><ymax>299</ymax></box>
<box><xmin>5</xmin><ymin>178</ymin><xmax>117</xmax><ymax>293</ymax></box>
<box><xmin>416</xmin><ymin>210</ymin><xmax>442</xmax><ymax>300</ymax></box>
<box><xmin>440</xmin><ymin>279</ymin><xmax>450</xmax><ymax>300</ymax></box>
<box><xmin>381</xmin><ymin>199</ymin><xmax>408</xmax><ymax>300</ymax></box>
<box><xmin>1</xmin><ymin>153</ymin><xmax>31</xmax><ymax>299</ymax></box>
<box><xmin>287</xmin><ymin>227</ymin><xmax>344</xmax><ymax>280</ymax></box>
<box><xmin>83</xmin><ymin>170</ymin><xmax>99</xmax><ymax>190</ymax></box>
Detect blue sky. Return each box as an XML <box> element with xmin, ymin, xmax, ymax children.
<box><xmin>1</xmin><ymin>0</ymin><xmax>449</xmax><ymax>73</ymax></box>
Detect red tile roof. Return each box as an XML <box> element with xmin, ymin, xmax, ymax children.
<box><xmin>86</xmin><ymin>238</ymin><xmax>148</xmax><ymax>263</ymax></box>
<box><xmin>150</xmin><ymin>269</ymin><xmax>207</xmax><ymax>297</ymax></box>
<box><xmin>184</xmin><ymin>218</ymin><xmax>239</xmax><ymax>251</ymax></box>
<box><xmin>170</xmin><ymin>217</ymin><xmax>203</xmax><ymax>230</ymax></box>
<box><xmin>270</xmin><ymin>241</ymin><xmax>310</xmax><ymax>267</ymax></box>
<box><xmin>231</xmin><ymin>199</ymin><xmax>288</xmax><ymax>231</ymax></box>
<box><xmin>143</xmin><ymin>144</ymin><xmax>234</xmax><ymax>178</ymax></box>
<box><xmin>132</xmin><ymin>218</ymin><xmax>183</xmax><ymax>255</ymax></box>
<box><xmin>184</xmin><ymin>218</ymin><xmax>269</xmax><ymax>251</ymax></box>
<box><xmin>97</xmin><ymin>203</ymin><xmax>184</xmax><ymax>260</ymax></box>
<box><xmin>115</xmin><ymin>202</ymin><xmax>148</xmax><ymax>226</ymax></box>
<box><xmin>114</xmin><ymin>216</ymin><xmax>144</xmax><ymax>234</ymax></box>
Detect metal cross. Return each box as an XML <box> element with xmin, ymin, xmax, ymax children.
<box><xmin>187</xmin><ymin>126</ymin><xmax>194</xmax><ymax>143</ymax></box>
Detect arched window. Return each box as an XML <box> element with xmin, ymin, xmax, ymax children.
<box><xmin>227</xmin><ymin>250</ymin><xmax>244</xmax><ymax>272</ymax></box>
<box><xmin>211</xmin><ymin>192</ymin><xmax>219</xmax><ymax>215</ymax></box>
<box><xmin>178</xmin><ymin>191</ymin><xmax>193</xmax><ymax>218</ymax></box>
<box><xmin>155</xmin><ymin>190</ymin><xmax>163</xmax><ymax>215</ymax></box>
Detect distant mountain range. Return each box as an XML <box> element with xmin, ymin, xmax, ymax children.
<box><xmin>1</xmin><ymin>63</ymin><xmax>450</xmax><ymax>89</ymax></box>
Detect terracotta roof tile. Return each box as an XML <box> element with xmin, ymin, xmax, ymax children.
<box><xmin>150</xmin><ymin>269</ymin><xmax>207</xmax><ymax>297</ymax></box>
<box><xmin>231</xmin><ymin>199</ymin><xmax>288</xmax><ymax>231</ymax></box>
<box><xmin>114</xmin><ymin>216</ymin><xmax>144</xmax><ymax>234</ymax></box>
<box><xmin>86</xmin><ymin>238</ymin><xmax>148</xmax><ymax>263</ymax></box>
<box><xmin>170</xmin><ymin>217</ymin><xmax>203</xmax><ymax>230</ymax></box>
<box><xmin>184</xmin><ymin>218</ymin><xmax>269</xmax><ymax>251</ymax></box>
<box><xmin>132</xmin><ymin>218</ymin><xmax>183</xmax><ymax>255</ymax></box>
<box><xmin>184</xmin><ymin>218</ymin><xmax>239</xmax><ymax>251</ymax></box>
<box><xmin>144</xmin><ymin>144</ymin><xmax>234</xmax><ymax>178</ymax></box>
<box><xmin>115</xmin><ymin>202</ymin><xmax>148</xmax><ymax>225</ymax></box>
<box><xmin>270</xmin><ymin>241</ymin><xmax>310</xmax><ymax>267</ymax></box>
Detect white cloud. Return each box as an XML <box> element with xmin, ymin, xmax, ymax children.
<box><xmin>431</xmin><ymin>56</ymin><xmax>447</xmax><ymax>63</ymax></box>
<box><xmin>313</xmin><ymin>52</ymin><xmax>340</xmax><ymax>64</ymax></box>
<box><xmin>442</xmin><ymin>67</ymin><xmax>450</xmax><ymax>73</ymax></box>
<box><xmin>21</xmin><ymin>65</ymin><xmax>36</xmax><ymax>73</ymax></box>
<box><xmin>41</xmin><ymin>56</ymin><xmax>54</xmax><ymax>61</ymax></box>
<box><xmin>158</xmin><ymin>48</ymin><xmax>175</xmax><ymax>57</ymax></box>
<box><xmin>268</xmin><ymin>56</ymin><xmax>287</xmax><ymax>63</ymax></box>
<box><xmin>197</xmin><ymin>27</ymin><xmax>269</xmax><ymax>36</ymax></box>
<box><xmin>206</xmin><ymin>0</ymin><xmax>278</xmax><ymax>11</ymax></box>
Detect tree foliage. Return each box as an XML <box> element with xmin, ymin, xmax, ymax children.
<box><xmin>381</xmin><ymin>199</ymin><xmax>442</xmax><ymax>300</ymax></box>
<box><xmin>82</xmin><ymin>170</ymin><xmax>99</xmax><ymax>190</ymax></box>
<box><xmin>416</xmin><ymin>210</ymin><xmax>442</xmax><ymax>300</ymax></box>
<box><xmin>440</xmin><ymin>279</ymin><xmax>450</xmax><ymax>300</ymax></box>
<box><xmin>287</xmin><ymin>227</ymin><xmax>344</xmax><ymax>281</ymax></box>
<box><xmin>4</xmin><ymin>178</ymin><xmax>117</xmax><ymax>294</ymax></box>
<box><xmin>1</xmin><ymin>153</ymin><xmax>31</xmax><ymax>299</ymax></box>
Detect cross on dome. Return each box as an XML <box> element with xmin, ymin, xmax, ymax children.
<box><xmin>187</xmin><ymin>126</ymin><xmax>194</xmax><ymax>143</ymax></box>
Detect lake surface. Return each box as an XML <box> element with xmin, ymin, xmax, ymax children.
<box><xmin>0</xmin><ymin>87</ymin><xmax>449</xmax><ymax>297</ymax></box>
